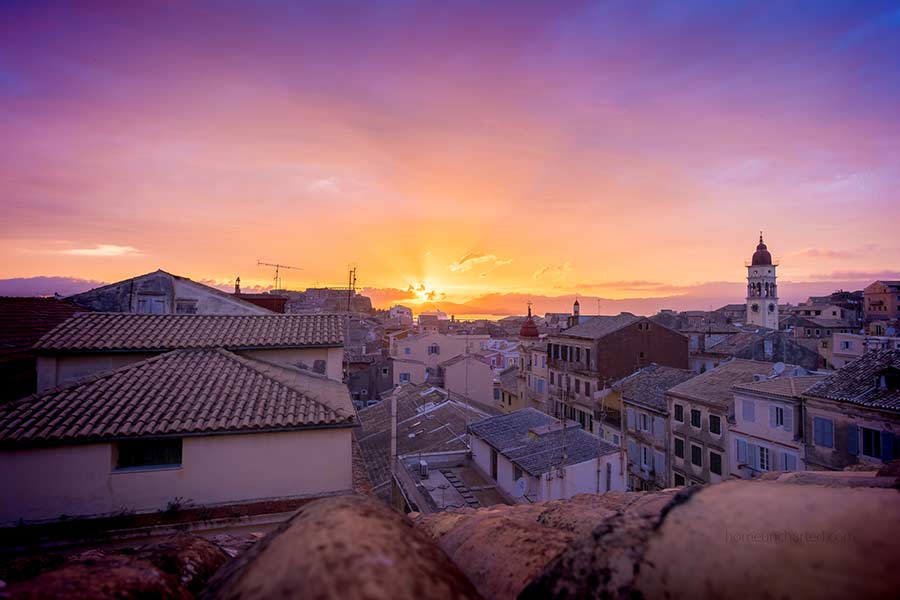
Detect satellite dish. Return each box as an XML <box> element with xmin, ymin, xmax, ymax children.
<box><xmin>773</xmin><ymin>362</ymin><xmax>786</xmax><ymax>375</ymax></box>
<box><xmin>513</xmin><ymin>477</ymin><xmax>528</xmax><ymax>498</ymax></box>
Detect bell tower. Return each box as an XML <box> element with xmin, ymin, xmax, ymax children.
<box><xmin>746</xmin><ymin>232</ymin><xmax>778</xmax><ymax>329</ymax></box>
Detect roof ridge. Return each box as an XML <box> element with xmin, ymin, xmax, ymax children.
<box><xmin>21</xmin><ymin>348</ymin><xmax>204</xmax><ymax>403</ymax></box>
<box><xmin>65</xmin><ymin>269</ymin><xmax>275</xmax><ymax>314</ymax></box>
<box><xmin>220</xmin><ymin>351</ymin><xmax>353</xmax><ymax>419</ymax></box>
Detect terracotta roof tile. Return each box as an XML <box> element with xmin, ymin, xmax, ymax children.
<box><xmin>34</xmin><ymin>313</ymin><xmax>344</xmax><ymax>351</ymax></box>
<box><xmin>804</xmin><ymin>350</ymin><xmax>900</xmax><ymax>411</ymax></box>
<box><xmin>0</xmin><ymin>348</ymin><xmax>355</xmax><ymax>446</ymax></box>
<box><xmin>616</xmin><ymin>364</ymin><xmax>696</xmax><ymax>412</ymax></box>
<box><xmin>0</xmin><ymin>297</ymin><xmax>88</xmax><ymax>360</ymax></box>
<box><xmin>556</xmin><ymin>313</ymin><xmax>641</xmax><ymax>340</ymax></box>
<box><xmin>667</xmin><ymin>359</ymin><xmax>793</xmax><ymax>407</ymax></box>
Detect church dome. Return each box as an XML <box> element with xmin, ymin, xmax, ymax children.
<box><xmin>751</xmin><ymin>234</ymin><xmax>773</xmax><ymax>266</ymax></box>
<box><xmin>520</xmin><ymin>306</ymin><xmax>539</xmax><ymax>338</ymax></box>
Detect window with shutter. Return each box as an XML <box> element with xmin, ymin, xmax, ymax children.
<box><xmin>743</xmin><ymin>399</ymin><xmax>755</xmax><ymax>422</ymax></box>
<box><xmin>758</xmin><ymin>447</ymin><xmax>770</xmax><ymax>471</ymax></box>
<box><xmin>674</xmin><ymin>436</ymin><xmax>685</xmax><ymax>459</ymax></box>
<box><xmin>654</xmin><ymin>451</ymin><xmax>665</xmax><ymax>475</ymax></box>
<box><xmin>847</xmin><ymin>424</ymin><xmax>859</xmax><ymax>456</ymax></box>
<box><xmin>709</xmin><ymin>414</ymin><xmax>721</xmax><ymax>435</ymax></box>
<box><xmin>813</xmin><ymin>417</ymin><xmax>834</xmax><ymax>448</ymax></box>
<box><xmin>674</xmin><ymin>404</ymin><xmax>684</xmax><ymax>423</ymax></box>
<box><xmin>627</xmin><ymin>407</ymin><xmax>636</xmax><ymax>430</ymax></box>
<box><xmin>747</xmin><ymin>443</ymin><xmax>759</xmax><ymax>470</ymax></box>
<box><xmin>882</xmin><ymin>432</ymin><xmax>895</xmax><ymax>462</ymax></box>
<box><xmin>736</xmin><ymin>439</ymin><xmax>748</xmax><ymax>464</ymax></box>
<box><xmin>782</xmin><ymin>452</ymin><xmax>797</xmax><ymax>471</ymax></box>
<box><xmin>690</xmin><ymin>409</ymin><xmax>701</xmax><ymax>428</ymax></box>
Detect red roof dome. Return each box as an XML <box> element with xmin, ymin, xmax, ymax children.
<box><xmin>751</xmin><ymin>234</ymin><xmax>773</xmax><ymax>266</ymax></box>
<box><xmin>519</xmin><ymin>306</ymin><xmax>539</xmax><ymax>338</ymax></box>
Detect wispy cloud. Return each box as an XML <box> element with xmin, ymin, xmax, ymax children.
<box><xmin>449</xmin><ymin>251</ymin><xmax>512</xmax><ymax>274</ymax></box>
<box><xmin>532</xmin><ymin>262</ymin><xmax>572</xmax><ymax>280</ymax></box>
<box><xmin>480</xmin><ymin>258</ymin><xmax>513</xmax><ymax>278</ymax></box>
<box><xmin>57</xmin><ymin>244</ymin><xmax>143</xmax><ymax>257</ymax></box>
<box><xmin>306</xmin><ymin>177</ymin><xmax>340</xmax><ymax>194</ymax></box>
<box><xmin>791</xmin><ymin>248</ymin><xmax>856</xmax><ymax>259</ymax></box>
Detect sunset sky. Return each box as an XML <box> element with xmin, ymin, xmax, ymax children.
<box><xmin>2</xmin><ymin>1</ymin><xmax>899</xmax><ymax>315</ymax></box>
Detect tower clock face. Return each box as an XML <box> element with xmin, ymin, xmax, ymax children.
<box><xmin>768</xmin><ymin>303</ymin><xmax>775</xmax><ymax>313</ymax></box>
<box><xmin>751</xmin><ymin>303</ymin><xmax>759</xmax><ymax>313</ymax></box>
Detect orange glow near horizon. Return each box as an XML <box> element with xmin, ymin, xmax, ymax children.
<box><xmin>2</xmin><ymin>4</ymin><xmax>899</xmax><ymax>314</ymax></box>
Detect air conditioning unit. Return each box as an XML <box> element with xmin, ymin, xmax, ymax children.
<box><xmin>418</xmin><ymin>459</ymin><xmax>429</xmax><ymax>479</ymax></box>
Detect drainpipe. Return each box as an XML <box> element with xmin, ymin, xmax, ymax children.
<box><xmin>390</xmin><ymin>390</ymin><xmax>398</xmax><ymax>479</ymax></box>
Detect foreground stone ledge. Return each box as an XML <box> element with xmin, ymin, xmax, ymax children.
<box><xmin>414</xmin><ymin>492</ymin><xmax>676</xmax><ymax>600</ymax></box>
<box><xmin>3</xmin><ymin>534</ymin><xmax>228</xmax><ymax>600</ymax></box>
<box><xmin>201</xmin><ymin>494</ymin><xmax>481</xmax><ymax>600</ymax></box>
<box><xmin>521</xmin><ymin>480</ymin><xmax>900</xmax><ymax>599</ymax></box>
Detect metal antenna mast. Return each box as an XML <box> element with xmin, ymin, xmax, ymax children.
<box><xmin>257</xmin><ymin>260</ymin><xmax>303</xmax><ymax>291</ymax></box>
<box><xmin>347</xmin><ymin>264</ymin><xmax>357</xmax><ymax>312</ymax></box>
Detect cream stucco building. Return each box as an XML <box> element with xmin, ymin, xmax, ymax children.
<box><xmin>0</xmin><ymin>348</ymin><xmax>357</xmax><ymax>526</ymax></box>
<box><xmin>34</xmin><ymin>312</ymin><xmax>347</xmax><ymax>391</ymax></box>
<box><xmin>468</xmin><ymin>408</ymin><xmax>625</xmax><ymax>502</ymax></box>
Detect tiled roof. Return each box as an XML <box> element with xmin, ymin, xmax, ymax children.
<box><xmin>804</xmin><ymin>350</ymin><xmax>900</xmax><ymax>411</ymax></box>
<box><xmin>355</xmin><ymin>384</ymin><xmax>494</xmax><ymax>491</ymax></box>
<box><xmin>558</xmin><ymin>313</ymin><xmax>641</xmax><ymax>340</ymax></box>
<box><xmin>667</xmin><ymin>359</ymin><xmax>789</xmax><ymax>408</ymax></box>
<box><xmin>733</xmin><ymin>376</ymin><xmax>827</xmax><ymax>399</ymax></box>
<box><xmin>705</xmin><ymin>331</ymin><xmax>767</xmax><ymax>355</ymax></box>
<box><xmin>0</xmin><ymin>297</ymin><xmax>87</xmax><ymax>360</ymax></box>
<box><xmin>616</xmin><ymin>364</ymin><xmax>695</xmax><ymax>412</ymax></box>
<box><xmin>468</xmin><ymin>408</ymin><xmax>618</xmax><ymax>476</ymax></box>
<box><xmin>35</xmin><ymin>313</ymin><xmax>344</xmax><ymax>351</ymax></box>
<box><xmin>0</xmin><ymin>348</ymin><xmax>355</xmax><ymax>446</ymax></box>
<box><xmin>793</xmin><ymin>317</ymin><xmax>855</xmax><ymax>329</ymax></box>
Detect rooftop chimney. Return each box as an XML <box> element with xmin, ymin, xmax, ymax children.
<box><xmin>235</xmin><ymin>276</ymin><xmax>241</xmax><ymax>295</ymax></box>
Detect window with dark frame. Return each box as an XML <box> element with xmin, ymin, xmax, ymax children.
<box><xmin>116</xmin><ymin>438</ymin><xmax>182</xmax><ymax>470</ymax></box>
<box><xmin>709</xmin><ymin>414</ymin><xmax>721</xmax><ymax>435</ymax></box>
<box><xmin>861</xmin><ymin>427</ymin><xmax>882</xmax><ymax>458</ymax></box>
<box><xmin>674</xmin><ymin>437</ymin><xmax>685</xmax><ymax>458</ymax></box>
<box><xmin>690</xmin><ymin>444</ymin><xmax>702</xmax><ymax>467</ymax></box>
<box><xmin>174</xmin><ymin>299</ymin><xmax>198</xmax><ymax>314</ymax></box>
<box><xmin>710</xmin><ymin>451</ymin><xmax>722</xmax><ymax>475</ymax></box>
<box><xmin>674</xmin><ymin>404</ymin><xmax>684</xmax><ymax>422</ymax></box>
<box><xmin>690</xmin><ymin>409</ymin><xmax>701</xmax><ymax>428</ymax></box>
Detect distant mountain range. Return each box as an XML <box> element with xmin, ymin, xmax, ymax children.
<box><xmin>1</xmin><ymin>274</ymin><xmax>890</xmax><ymax>318</ymax></box>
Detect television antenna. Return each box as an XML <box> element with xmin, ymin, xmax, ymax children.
<box><xmin>257</xmin><ymin>260</ymin><xmax>302</xmax><ymax>291</ymax></box>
